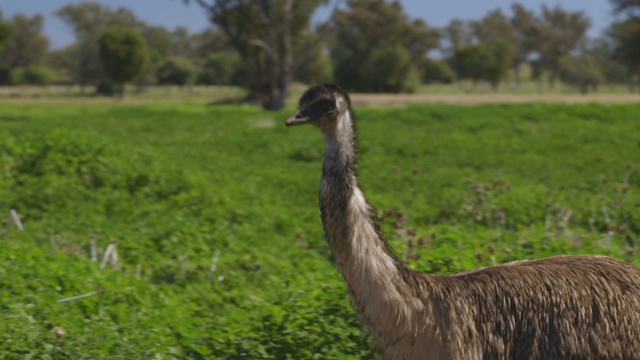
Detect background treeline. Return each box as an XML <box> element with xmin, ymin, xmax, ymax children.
<box><xmin>0</xmin><ymin>0</ymin><xmax>639</xmax><ymax>107</ymax></box>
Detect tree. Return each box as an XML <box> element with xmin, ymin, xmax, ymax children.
<box><xmin>611</xmin><ymin>19</ymin><xmax>640</xmax><ymax>90</ymax></box>
<box><xmin>586</xmin><ymin>36</ymin><xmax>627</xmax><ymax>85</ymax></box>
<box><xmin>610</xmin><ymin>0</ymin><xmax>640</xmax><ymax>90</ymax></box>
<box><xmin>9</xmin><ymin>65</ymin><xmax>57</xmax><ymax>86</ymax></box>
<box><xmin>558</xmin><ymin>54</ymin><xmax>604</xmax><ymax>93</ymax></box>
<box><xmin>472</xmin><ymin>9</ymin><xmax>513</xmax><ymax>45</ymax></box>
<box><xmin>293</xmin><ymin>49</ymin><xmax>333</xmax><ymax>85</ymax></box>
<box><xmin>453</xmin><ymin>41</ymin><xmax>511</xmax><ymax>89</ymax></box>
<box><xmin>99</xmin><ymin>27</ymin><xmax>149</xmax><ymax>97</ymax></box>
<box><xmin>0</xmin><ymin>13</ymin><xmax>49</xmax><ymax>70</ymax></box>
<box><xmin>191</xmin><ymin>28</ymin><xmax>233</xmax><ymax>64</ymax></box>
<box><xmin>454</xmin><ymin>44</ymin><xmax>495</xmax><ymax>86</ymax></box>
<box><xmin>183</xmin><ymin>0</ymin><xmax>328</xmax><ymax>110</ymax></box>
<box><xmin>441</xmin><ymin>19</ymin><xmax>473</xmax><ymax>59</ymax></box>
<box><xmin>535</xmin><ymin>6</ymin><xmax>591</xmax><ymax>87</ymax></box>
<box><xmin>197</xmin><ymin>52</ymin><xmax>244</xmax><ymax>85</ymax></box>
<box><xmin>611</xmin><ymin>0</ymin><xmax>640</xmax><ymax>16</ymax></box>
<box><xmin>484</xmin><ymin>40</ymin><xmax>513</xmax><ymax>89</ymax></box>
<box><xmin>330</xmin><ymin>0</ymin><xmax>439</xmax><ymax>92</ymax></box>
<box><xmin>363</xmin><ymin>45</ymin><xmax>420</xmax><ymax>92</ymax></box>
<box><xmin>136</xmin><ymin>25</ymin><xmax>174</xmax><ymax>86</ymax></box>
<box><xmin>55</xmin><ymin>2</ymin><xmax>140</xmax><ymax>89</ymax></box>
<box><xmin>420</xmin><ymin>58</ymin><xmax>455</xmax><ymax>84</ymax></box>
<box><xmin>156</xmin><ymin>57</ymin><xmax>197</xmax><ymax>86</ymax></box>
<box><xmin>0</xmin><ymin>11</ymin><xmax>13</xmax><ymax>52</ymax></box>
<box><xmin>472</xmin><ymin>9</ymin><xmax>520</xmax><ymax>87</ymax></box>
<box><xmin>171</xmin><ymin>26</ymin><xmax>194</xmax><ymax>59</ymax></box>
<box><xmin>293</xmin><ymin>32</ymin><xmax>333</xmax><ymax>85</ymax></box>
<box><xmin>509</xmin><ymin>3</ymin><xmax>539</xmax><ymax>85</ymax></box>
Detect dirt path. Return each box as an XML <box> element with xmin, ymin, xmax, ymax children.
<box><xmin>1</xmin><ymin>91</ymin><xmax>640</xmax><ymax>106</ymax></box>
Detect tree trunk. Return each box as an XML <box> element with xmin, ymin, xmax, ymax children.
<box><xmin>276</xmin><ymin>0</ymin><xmax>293</xmax><ymax>110</ymax></box>
<box><xmin>548</xmin><ymin>70</ymin><xmax>557</xmax><ymax>89</ymax></box>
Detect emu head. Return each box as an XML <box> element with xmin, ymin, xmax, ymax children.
<box><xmin>286</xmin><ymin>84</ymin><xmax>352</xmax><ymax>130</ymax></box>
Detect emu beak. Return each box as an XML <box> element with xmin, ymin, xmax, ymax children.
<box><xmin>285</xmin><ymin>111</ymin><xmax>310</xmax><ymax>127</ymax></box>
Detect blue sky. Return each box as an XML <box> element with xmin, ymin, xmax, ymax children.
<box><xmin>1</xmin><ymin>0</ymin><xmax>615</xmax><ymax>50</ymax></box>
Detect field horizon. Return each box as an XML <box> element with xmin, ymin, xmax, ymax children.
<box><xmin>1</xmin><ymin>84</ymin><xmax>640</xmax><ymax>107</ymax></box>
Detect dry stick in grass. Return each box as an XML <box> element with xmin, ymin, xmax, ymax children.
<box><xmin>57</xmin><ymin>290</ymin><xmax>104</xmax><ymax>304</ymax></box>
<box><xmin>209</xmin><ymin>250</ymin><xmax>220</xmax><ymax>281</ymax></box>
<box><xmin>90</xmin><ymin>234</ymin><xmax>97</xmax><ymax>262</ymax></box>
<box><xmin>100</xmin><ymin>243</ymin><xmax>116</xmax><ymax>269</ymax></box>
<box><xmin>135</xmin><ymin>263</ymin><xmax>142</xmax><ymax>279</ymax></box>
<box><xmin>10</xmin><ymin>209</ymin><xmax>24</xmax><ymax>231</ymax></box>
<box><xmin>111</xmin><ymin>246</ymin><xmax>119</xmax><ymax>269</ymax></box>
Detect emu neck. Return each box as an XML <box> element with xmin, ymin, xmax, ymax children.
<box><xmin>318</xmin><ymin>111</ymin><xmax>423</xmax><ymax>347</ymax></box>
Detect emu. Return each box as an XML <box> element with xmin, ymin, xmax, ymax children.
<box><xmin>286</xmin><ymin>84</ymin><xmax>640</xmax><ymax>359</ymax></box>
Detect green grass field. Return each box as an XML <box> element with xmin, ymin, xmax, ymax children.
<box><xmin>1</xmin><ymin>100</ymin><xmax>639</xmax><ymax>358</ymax></box>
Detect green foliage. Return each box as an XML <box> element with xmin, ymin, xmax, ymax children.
<box><xmin>421</xmin><ymin>58</ymin><xmax>455</xmax><ymax>84</ymax></box>
<box><xmin>0</xmin><ymin>12</ymin><xmax>14</xmax><ymax>52</ymax></box>
<box><xmin>197</xmin><ymin>52</ymin><xmax>244</xmax><ymax>86</ymax></box>
<box><xmin>612</xmin><ymin>18</ymin><xmax>640</xmax><ymax>73</ymax></box>
<box><xmin>184</xmin><ymin>0</ymin><xmax>327</xmax><ymax>110</ymax></box>
<box><xmin>362</xmin><ymin>45</ymin><xmax>419</xmax><ymax>93</ymax></box>
<box><xmin>454</xmin><ymin>42</ymin><xmax>511</xmax><ymax>88</ymax></box>
<box><xmin>536</xmin><ymin>6</ymin><xmax>592</xmax><ymax>85</ymax></box>
<box><xmin>559</xmin><ymin>55</ymin><xmax>605</xmax><ymax>93</ymax></box>
<box><xmin>0</xmin><ymin>13</ymin><xmax>49</xmax><ymax>73</ymax></box>
<box><xmin>156</xmin><ymin>56</ymin><xmax>197</xmax><ymax>86</ymax></box>
<box><xmin>454</xmin><ymin>44</ymin><xmax>495</xmax><ymax>83</ymax></box>
<box><xmin>9</xmin><ymin>65</ymin><xmax>58</xmax><ymax>85</ymax></box>
<box><xmin>293</xmin><ymin>47</ymin><xmax>334</xmax><ymax>85</ymax></box>
<box><xmin>55</xmin><ymin>3</ymin><xmax>141</xmax><ymax>88</ymax></box>
<box><xmin>1</xmin><ymin>101</ymin><xmax>639</xmax><ymax>357</ymax></box>
<box><xmin>331</xmin><ymin>0</ymin><xmax>439</xmax><ymax>92</ymax></box>
<box><xmin>587</xmin><ymin>37</ymin><xmax>629</xmax><ymax>84</ymax></box>
<box><xmin>98</xmin><ymin>27</ymin><xmax>148</xmax><ymax>91</ymax></box>
<box><xmin>484</xmin><ymin>40</ymin><xmax>512</xmax><ymax>88</ymax></box>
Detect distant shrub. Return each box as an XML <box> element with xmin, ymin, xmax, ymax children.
<box><xmin>363</xmin><ymin>45</ymin><xmax>420</xmax><ymax>93</ymax></box>
<box><xmin>454</xmin><ymin>42</ymin><xmax>511</xmax><ymax>89</ymax></box>
<box><xmin>294</xmin><ymin>51</ymin><xmax>334</xmax><ymax>85</ymax></box>
<box><xmin>454</xmin><ymin>44</ymin><xmax>495</xmax><ymax>84</ymax></box>
<box><xmin>421</xmin><ymin>58</ymin><xmax>455</xmax><ymax>84</ymax></box>
<box><xmin>95</xmin><ymin>79</ymin><xmax>115</xmax><ymax>95</ymax></box>
<box><xmin>559</xmin><ymin>55</ymin><xmax>605</xmax><ymax>93</ymax></box>
<box><xmin>157</xmin><ymin>57</ymin><xmax>198</xmax><ymax>87</ymax></box>
<box><xmin>197</xmin><ymin>52</ymin><xmax>244</xmax><ymax>86</ymax></box>
<box><xmin>99</xmin><ymin>27</ymin><xmax>149</xmax><ymax>96</ymax></box>
<box><xmin>9</xmin><ymin>65</ymin><xmax>58</xmax><ymax>85</ymax></box>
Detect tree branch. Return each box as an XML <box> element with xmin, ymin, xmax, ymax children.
<box><xmin>248</xmin><ymin>38</ymin><xmax>276</xmax><ymax>57</ymax></box>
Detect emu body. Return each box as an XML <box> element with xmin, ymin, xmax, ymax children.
<box><xmin>286</xmin><ymin>84</ymin><xmax>640</xmax><ymax>359</ymax></box>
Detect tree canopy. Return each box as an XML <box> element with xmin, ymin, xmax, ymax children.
<box><xmin>99</xmin><ymin>27</ymin><xmax>149</xmax><ymax>96</ymax></box>
<box><xmin>330</xmin><ymin>0</ymin><xmax>439</xmax><ymax>92</ymax></box>
<box><xmin>0</xmin><ymin>11</ymin><xmax>14</xmax><ymax>52</ymax></box>
<box><xmin>183</xmin><ymin>0</ymin><xmax>327</xmax><ymax>110</ymax></box>
<box><xmin>0</xmin><ymin>14</ymin><xmax>49</xmax><ymax>69</ymax></box>
<box><xmin>536</xmin><ymin>6</ymin><xmax>591</xmax><ymax>85</ymax></box>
